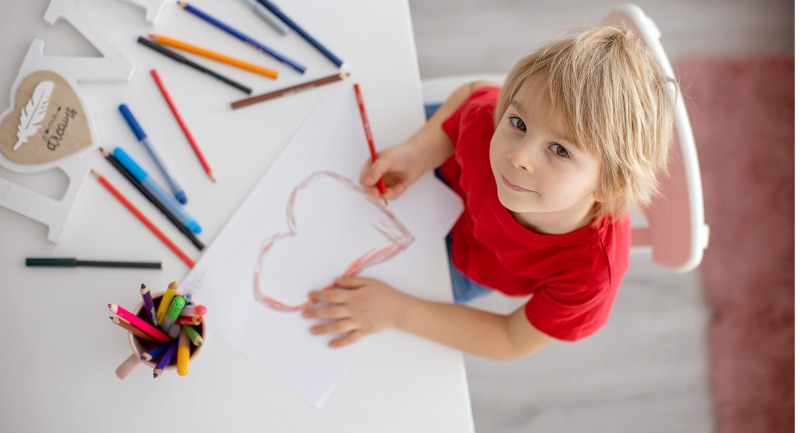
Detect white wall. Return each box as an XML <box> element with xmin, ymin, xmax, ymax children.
<box><xmin>409</xmin><ymin>0</ymin><xmax>794</xmax><ymax>78</ymax></box>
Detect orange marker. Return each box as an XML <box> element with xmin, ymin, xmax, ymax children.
<box><xmin>353</xmin><ymin>83</ymin><xmax>387</xmax><ymax>205</ymax></box>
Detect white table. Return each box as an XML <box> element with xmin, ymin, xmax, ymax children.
<box><xmin>0</xmin><ymin>1</ymin><xmax>475</xmax><ymax>431</ymax></box>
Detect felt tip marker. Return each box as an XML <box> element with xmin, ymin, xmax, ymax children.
<box><xmin>113</xmin><ymin>147</ymin><xmax>202</xmax><ymax>234</ymax></box>
<box><xmin>119</xmin><ymin>104</ymin><xmax>188</xmax><ymax>204</ymax></box>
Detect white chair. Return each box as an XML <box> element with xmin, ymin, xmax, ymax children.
<box><xmin>420</xmin><ymin>4</ymin><xmax>709</xmax><ymax>272</ymax></box>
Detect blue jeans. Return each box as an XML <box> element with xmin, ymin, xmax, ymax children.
<box><xmin>445</xmin><ymin>234</ymin><xmax>493</xmax><ymax>304</ymax></box>
<box><xmin>434</xmin><ymin>166</ymin><xmax>492</xmax><ymax>304</ymax></box>
<box><xmin>428</xmin><ymin>104</ymin><xmax>492</xmax><ymax>304</ymax></box>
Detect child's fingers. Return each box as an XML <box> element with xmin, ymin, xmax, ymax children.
<box><xmin>362</xmin><ymin>155</ymin><xmax>394</xmax><ymax>188</ymax></box>
<box><xmin>335</xmin><ymin>275</ymin><xmax>373</xmax><ymax>288</ymax></box>
<box><xmin>310</xmin><ymin>319</ymin><xmax>359</xmax><ymax>336</ymax></box>
<box><xmin>329</xmin><ymin>330</ymin><xmax>364</xmax><ymax>348</ymax></box>
<box><xmin>302</xmin><ymin>305</ymin><xmax>350</xmax><ymax>319</ymax></box>
<box><xmin>308</xmin><ymin>288</ymin><xmax>350</xmax><ymax>303</ymax></box>
<box><xmin>384</xmin><ymin>182</ymin><xmax>407</xmax><ymax>200</ymax></box>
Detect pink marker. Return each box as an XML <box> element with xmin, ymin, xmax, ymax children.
<box><xmin>108</xmin><ymin>304</ymin><xmax>171</xmax><ymax>343</ymax></box>
<box><xmin>180</xmin><ymin>304</ymin><xmax>207</xmax><ymax>316</ymax></box>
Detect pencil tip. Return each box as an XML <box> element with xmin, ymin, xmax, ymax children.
<box><xmin>208</xmin><ymin>172</ymin><xmax>217</xmax><ymax>182</ymax></box>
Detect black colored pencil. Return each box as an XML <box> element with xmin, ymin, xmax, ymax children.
<box><xmin>99</xmin><ymin>148</ymin><xmax>205</xmax><ymax>251</ymax></box>
<box><xmin>26</xmin><ymin>257</ymin><xmax>161</xmax><ymax>269</ymax></box>
<box><xmin>136</xmin><ymin>36</ymin><xmax>252</xmax><ymax>95</ymax></box>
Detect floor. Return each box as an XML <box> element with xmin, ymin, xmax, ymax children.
<box><xmin>464</xmin><ymin>254</ymin><xmax>712</xmax><ymax>433</ymax></box>
<box><xmin>401</xmin><ymin>1</ymin><xmax>794</xmax><ymax>431</ymax></box>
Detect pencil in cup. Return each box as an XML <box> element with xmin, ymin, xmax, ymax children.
<box><xmin>122</xmin><ymin>292</ymin><xmax>205</xmax><ymax>376</ymax></box>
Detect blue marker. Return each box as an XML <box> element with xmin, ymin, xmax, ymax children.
<box><xmin>178</xmin><ymin>2</ymin><xmax>305</xmax><ymax>74</ymax></box>
<box><xmin>119</xmin><ymin>104</ymin><xmax>188</xmax><ymax>204</ymax></box>
<box><xmin>113</xmin><ymin>147</ymin><xmax>202</xmax><ymax>234</ymax></box>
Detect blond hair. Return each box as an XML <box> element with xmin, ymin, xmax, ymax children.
<box><xmin>495</xmin><ymin>26</ymin><xmax>675</xmax><ymax>222</ymax></box>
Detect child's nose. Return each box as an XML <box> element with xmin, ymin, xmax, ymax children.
<box><xmin>507</xmin><ymin>145</ymin><xmax>535</xmax><ymax>173</ymax></box>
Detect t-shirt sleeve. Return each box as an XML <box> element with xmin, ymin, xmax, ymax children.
<box><xmin>441</xmin><ymin>87</ymin><xmax>500</xmax><ymax>146</ymax></box>
<box><xmin>524</xmin><ymin>282</ymin><xmax>618</xmax><ymax>342</ymax></box>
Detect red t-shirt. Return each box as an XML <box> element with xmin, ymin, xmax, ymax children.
<box><xmin>438</xmin><ymin>87</ymin><xmax>630</xmax><ymax>341</ymax></box>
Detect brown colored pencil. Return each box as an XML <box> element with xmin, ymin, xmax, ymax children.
<box><xmin>231</xmin><ymin>72</ymin><xmax>349</xmax><ymax>109</ymax></box>
<box><xmin>109</xmin><ymin>316</ymin><xmax>157</xmax><ymax>342</ymax></box>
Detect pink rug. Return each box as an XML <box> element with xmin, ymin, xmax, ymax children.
<box><xmin>676</xmin><ymin>55</ymin><xmax>794</xmax><ymax>433</ymax></box>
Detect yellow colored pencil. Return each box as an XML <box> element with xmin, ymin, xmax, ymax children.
<box><xmin>149</xmin><ymin>33</ymin><xmax>278</xmax><ymax>79</ymax></box>
<box><xmin>156</xmin><ymin>281</ymin><xmax>178</xmax><ymax>325</ymax></box>
<box><xmin>177</xmin><ymin>329</ymin><xmax>190</xmax><ymax>376</ymax></box>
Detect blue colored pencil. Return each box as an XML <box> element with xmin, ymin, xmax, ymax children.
<box><xmin>140</xmin><ymin>341</ymin><xmax>172</xmax><ymax>361</ymax></box>
<box><xmin>177</xmin><ymin>2</ymin><xmax>305</xmax><ymax>74</ymax></box>
<box><xmin>153</xmin><ymin>339</ymin><xmax>179</xmax><ymax>378</ymax></box>
<box><xmin>119</xmin><ymin>104</ymin><xmax>188</xmax><ymax>205</ymax></box>
<box><xmin>254</xmin><ymin>0</ymin><xmax>343</xmax><ymax>67</ymax></box>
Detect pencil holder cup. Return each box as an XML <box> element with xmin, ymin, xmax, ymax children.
<box><xmin>115</xmin><ymin>292</ymin><xmax>206</xmax><ymax>379</ymax></box>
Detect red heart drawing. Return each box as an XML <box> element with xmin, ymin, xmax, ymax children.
<box><xmin>253</xmin><ymin>171</ymin><xmax>414</xmax><ymax>312</ymax></box>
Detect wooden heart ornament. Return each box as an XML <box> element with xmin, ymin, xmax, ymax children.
<box><xmin>253</xmin><ymin>171</ymin><xmax>414</xmax><ymax>312</ymax></box>
<box><xmin>0</xmin><ymin>70</ymin><xmax>91</xmax><ymax>166</ymax></box>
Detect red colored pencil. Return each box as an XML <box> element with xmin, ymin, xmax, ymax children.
<box><xmin>108</xmin><ymin>303</ymin><xmax>171</xmax><ymax>343</ymax></box>
<box><xmin>150</xmin><ymin>69</ymin><xmax>216</xmax><ymax>182</ymax></box>
<box><xmin>353</xmin><ymin>83</ymin><xmax>387</xmax><ymax>205</ymax></box>
<box><xmin>175</xmin><ymin>315</ymin><xmax>202</xmax><ymax>326</ymax></box>
<box><xmin>91</xmin><ymin>170</ymin><xmax>195</xmax><ymax>268</ymax></box>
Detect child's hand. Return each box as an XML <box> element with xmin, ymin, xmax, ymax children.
<box><xmin>302</xmin><ymin>276</ymin><xmax>410</xmax><ymax>348</ymax></box>
<box><xmin>360</xmin><ymin>143</ymin><xmax>425</xmax><ymax>201</ymax></box>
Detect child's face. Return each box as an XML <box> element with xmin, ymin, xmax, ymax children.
<box><xmin>489</xmin><ymin>78</ymin><xmax>601</xmax><ymax>231</ymax></box>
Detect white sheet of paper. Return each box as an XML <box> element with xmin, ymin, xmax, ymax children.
<box><xmin>180</xmin><ymin>97</ymin><xmax>463</xmax><ymax>408</ymax></box>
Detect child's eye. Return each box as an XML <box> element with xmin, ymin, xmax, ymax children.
<box><xmin>509</xmin><ymin>116</ymin><xmax>526</xmax><ymax>132</ymax></box>
<box><xmin>549</xmin><ymin>143</ymin><xmax>570</xmax><ymax>158</ymax></box>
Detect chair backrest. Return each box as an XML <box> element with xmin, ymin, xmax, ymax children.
<box><xmin>602</xmin><ymin>4</ymin><xmax>709</xmax><ymax>272</ymax></box>
<box><xmin>420</xmin><ymin>4</ymin><xmax>709</xmax><ymax>273</ymax></box>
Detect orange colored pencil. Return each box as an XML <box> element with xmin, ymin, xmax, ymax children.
<box><xmin>150</xmin><ymin>69</ymin><xmax>216</xmax><ymax>182</ymax></box>
<box><xmin>149</xmin><ymin>33</ymin><xmax>278</xmax><ymax>79</ymax></box>
<box><xmin>353</xmin><ymin>83</ymin><xmax>387</xmax><ymax>205</ymax></box>
<box><xmin>91</xmin><ymin>170</ymin><xmax>195</xmax><ymax>268</ymax></box>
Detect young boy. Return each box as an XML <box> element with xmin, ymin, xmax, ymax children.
<box><xmin>302</xmin><ymin>26</ymin><xmax>675</xmax><ymax>360</ymax></box>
